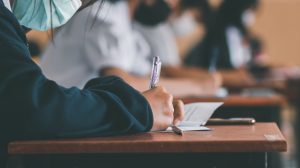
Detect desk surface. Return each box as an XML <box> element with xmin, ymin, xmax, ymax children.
<box><xmin>9</xmin><ymin>123</ymin><xmax>287</xmax><ymax>155</ymax></box>
<box><xmin>226</xmin><ymin>79</ymin><xmax>286</xmax><ymax>91</ymax></box>
<box><xmin>182</xmin><ymin>94</ymin><xmax>285</xmax><ymax>106</ymax></box>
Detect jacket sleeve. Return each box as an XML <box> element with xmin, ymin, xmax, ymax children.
<box><xmin>0</xmin><ymin>14</ymin><xmax>153</xmax><ymax>141</ymax></box>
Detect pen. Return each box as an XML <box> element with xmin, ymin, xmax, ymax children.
<box><xmin>149</xmin><ymin>56</ymin><xmax>183</xmax><ymax>136</ymax></box>
<box><xmin>206</xmin><ymin>118</ymin><xmax>256</xmax><ymax>125</ymax></box>
<box><xmin>149</xmin><ymin>56</ymin><xmax>162</xmax><ymax>89</ymax></box>
<box><xmin>171</xmin><ymin>125</ymin><xmax>183</xmax><ymax>136</ymax></box>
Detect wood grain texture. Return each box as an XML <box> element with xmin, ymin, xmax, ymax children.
<box><xmin>181</xmin><ymin>94</ymin><xmax>285</xmax><ymax>106</ymax></box>
<box><xmin>8</xmin><ymin>123</ymin><xmax>287</xmax><ymax>155</ymax></box>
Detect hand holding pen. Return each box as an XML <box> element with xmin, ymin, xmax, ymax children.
<box><xmin>147</xmin><ymin>56</ymin><xmax>184</xmax><ymax>135</ymax></box>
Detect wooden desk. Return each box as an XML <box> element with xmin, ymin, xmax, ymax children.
<box><xmin>8</xmin><ymin>123</ymin><xmax>286</xmax><ymax>168</ymax></box>
<box><xmin>225</xmin><ymin>79</ymin><xmax>286</xmax><ymax>92</ymax></box>
<box><xmin>8</xmin><ymin>123</ymin><xmax>286</xmax><ymax>154</ymax></box>
<box><xmin>181</xmin><ymin>94</ymin><xmax>285</xmax><ymax>107</ymax></box>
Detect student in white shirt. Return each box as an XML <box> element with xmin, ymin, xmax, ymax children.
<box><xmin>133</xmin><ymin>22</ymin><xmax>180</xmax><ymax>67</ymax></box>
<box><xmin>42</xmin><ymin>0</ymin><xmax>150</xmax><ymax>88</ymax></box>
<box><xmin>41</xmin><ymin>0</ymin><xmax>221</xmax><ymax>97</ymax></box>
<box><xmin>132</xmin><ymin>0</ymin><xmax>222</xmax><ymax>91</ymax></box>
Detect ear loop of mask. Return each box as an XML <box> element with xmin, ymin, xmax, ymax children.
<box><xmin>49</xmin><ymin>0</ymin><xmax>55</xmax><ymax>45</ymax></box>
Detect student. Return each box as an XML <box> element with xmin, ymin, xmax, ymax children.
<box><xmin>167</xmin><ymin>0</ymin><xmax>216</xmax><ymax>61</ymax></box>
<box><xmin>0</xmin><ymin>0</ymin><xmax>184</xmax><ymax>167</ymax></box>
<box><xmin>141</xmin><ymin>0</ymin><xmax>211</xmax><ymax>62</ymax></box>
<box><xmin>133</xmin><ymin>0</ymin><xmax>222</xmax><ymax>90</ymax></box>
<box><xmin>41</xmin><ymin>0</ymin><xmax>221</xmax><ymax>97</ymax></box>
<box><xmin>185</xmin><ymin>0</ymin><xmax>260</xmax><ymax>69</ymax></box>
<box><xmin>184</xmin><ymin>0</ymin><xmax>261</xmax><ymax>87</ymax></box>
<box><xmin>169</xmin><ymin>0</ymin><xmax>213</xmax><ymax>60</ymax></box>
<box><xmin>133</xmin><ymin>0</ymin><xmax>181</xmax><ymax>67</ymax></box>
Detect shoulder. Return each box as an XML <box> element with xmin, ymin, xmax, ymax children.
<box><xmin>0</xmin><ymin>6</ymin><xmax>27</xmax><ymax>49</ymax></box>
<box><xmin>0</xmin><ymin>7</ymin><xmax>32</xmax><ymax>62</ymax></box>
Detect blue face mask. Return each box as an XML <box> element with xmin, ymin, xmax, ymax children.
<box><xmin>12</xmin><ymin>0</ymin><xmax>82</xmax><ymax>31</ymax></box>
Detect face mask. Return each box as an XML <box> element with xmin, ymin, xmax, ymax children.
<box><xmin>241</xmin><ymin>9</ymin><xmax>256</xmax><ymax>28</ymax></box>
<box><xmin>135</xmin><ymin>0</ymin><xmax>171</xmax><ymax>26</ymax></box>
<box><xmin>12</xmin><ymin>0</ymin><xmax>82</xmax><ymax>31</ymax></box>
<box><xmin>170</xmin><ymin>13</ymin><xmax>198</xmax><ymax>37</ymax></box>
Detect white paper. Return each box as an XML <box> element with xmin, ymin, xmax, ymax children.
<box><xmin>165</xmin><ymin>126</ymin><xmax>211</xmax><ymax>132</ymax></box>
<box><xmin>166</xmin><ymin>102</ymin><xmax>223</xmax><ymax>132</ymax></box>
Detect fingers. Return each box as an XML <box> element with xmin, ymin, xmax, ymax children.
<box><xmin>145</xmin><ymin>86</ymin><xmax>185</xmax><ymax>130</ymax></box>
<box><xmin>145</xmin><ymin>86</ymin><xmax>176</xmax><ymax>131</ymax></box>
<box><xmin>163</xmin><ymin>89</ymin><xmax>174</xmax><ymax>126</ymax></box>
<box><xmin>154</xmin><ymin>86</ymin><xmax>174</xmax><ymax>112</ymax></box>
<box><xmin>155</xmin><ymin>86</ymin><xmax>176</xmax><ymax>127</ymax></box>
<box><xmin>172</xmin><ymin>99</ymin><xmax>184</xmax><ymax>125</ymax></box>
<box><xmin>165</xmin><ymin>94</ymin><xmax>174</xmax><ymax>113</ymax></box>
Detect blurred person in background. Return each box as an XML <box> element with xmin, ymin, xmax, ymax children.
<box><xmin>168</xmin><ymin>0</ymin><xmax>212</xmax><ymax>61</ymax></box>
<box><xmin>184</xmin><ymin>0</ymin><xmax>263</xmax><ymax>88</ymax></box>
<box><xmin>182</xmin><ymin>0</ymin><xmax>300</xmax><ymax>89</ymax></box>
<box><xmin>133</xmin><ymin>0</ymin><xmax>180</xmax><ymax>67</ymax></box>
<box><xmin>132</xmin><ymin>0</ymin><xmax>223</xmax><ymax>95</ymax></box>
<box><xmin>41</xmin><ymin>0</ymin><xmax>222</xmax><ymax>97</ymax></box>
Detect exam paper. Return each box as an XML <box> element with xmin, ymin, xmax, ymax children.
<box><xmin>168</xmin><ymin>102</ymin><xmax>223</xmax><ymax>132</ymax></box>
<box><xmin>165</xmin><ymin>126</ymin><xmax>211</xmax><ymax>132</ymax></box>
<box><xmin>181</xmin><ymin>102</ymin><xmax>223</xmax><ymax>125</ymax></box>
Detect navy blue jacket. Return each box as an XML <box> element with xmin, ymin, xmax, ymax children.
<box><xmin>0</xmin><ymin>2</ymin><xmax>153</xmax><ymax>167</ymax></box>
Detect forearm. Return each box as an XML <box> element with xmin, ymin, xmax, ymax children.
<box><xmin>161</xmin><ymin>66</ymin><xmax>222</xmax><ymax>95</ymax></box>
<box><xmin>219</xmin><ymin>69</ymin><xmax>256</xmax><ymax>88</ymax></box>
<box><xmin>1</xmin><ymin>51</ymin><xmax>153</xmax><ymax>140</ymax></box>
<box><xmin>101</xmin><ymin>67</ymin><xmax>202</xmax><ymax>97</ymax></box>
<box><xmin>101</xmin><ymin>67</ymin><xmax>218</xmax><ymax>97</ymax></box>
<box><xmin>159</xmin><ymin>78</ymin><xmax>202</xmax><ymax>97</ymax></box>
<box><xmin>28</xmin><ymin>77</ymin><xmax>152</xmax><ymax>139</ymax></box>
<box><xmin>161</xmin><ymin>65</ymin><xmax>211</xmax><ymax>79</ymax></box>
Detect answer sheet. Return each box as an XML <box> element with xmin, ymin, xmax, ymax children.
<box><xmin>160</xmin><ymin>102</ymin><xmax>223</xmax><ymax>132</ymax></box>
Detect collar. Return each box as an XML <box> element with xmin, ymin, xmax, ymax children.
<box><xmin>2</xmin><ymin>0</ymin><xmax>12</xmax><ymax>11</ymax></box>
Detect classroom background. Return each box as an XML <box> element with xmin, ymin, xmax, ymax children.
<box><xmin>21</xmin><ymin>0</ymin><xmax>300</xmax><ymax>167</ymax></box>
<box><xmin>27</xmin><ymin>0</ymin><xmax>300</xmax><ymax>66</ymax></box>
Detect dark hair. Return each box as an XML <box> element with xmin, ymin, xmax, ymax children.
<box><xmin>79</xmin><ymin>0</ymin><xmax>102</xmax><ymax>11</ymax></box>
<box><xmin>216</xmin><ymin>0</ymin><xmax>259</xmax><ymax>36</ymax></box>
<box><xmin>184</xmin><ymin>0</ymin><xmax>260</xmax><ymax>70</ymax></box>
